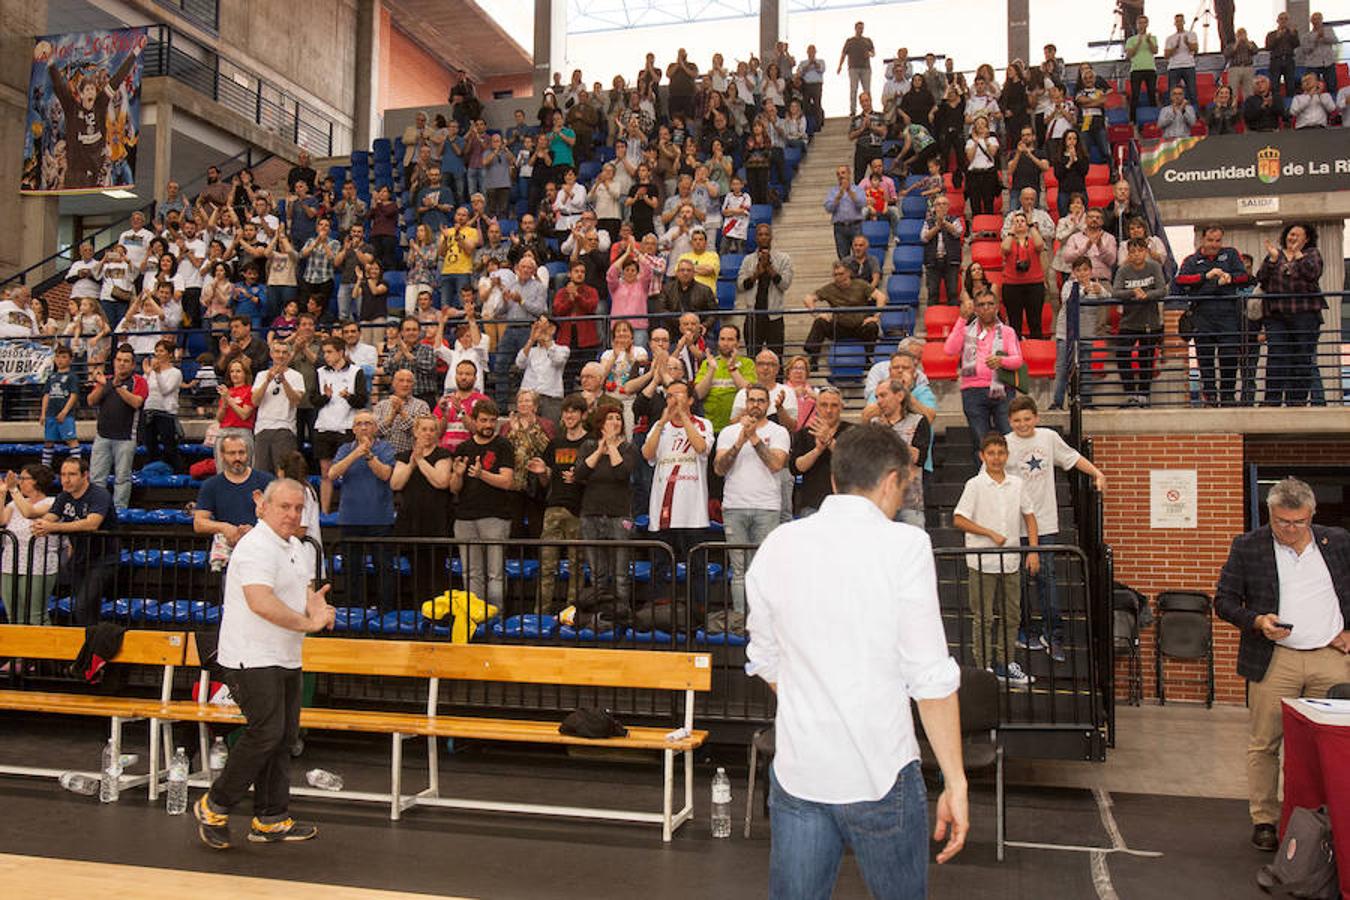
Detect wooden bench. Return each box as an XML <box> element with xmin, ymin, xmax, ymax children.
<box><xmin>143</xmin><ymin>635</ymin><xmax>711</xmax><ymax>840</ymax></box>
<box><xmin>0</xmin><ymin>625</ymin><xmax>186</xmax><ymax>791</ymax></box>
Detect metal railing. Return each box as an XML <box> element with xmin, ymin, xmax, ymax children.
<box><xmin>143</xmin><ymin>25</ymin><xmax>345</xmax><ymax>156</ymax></box>
<box><xmin>1071</xmin><ymin>291</ymin><xmax>1345</xmax><ymax>409</ymax></box>
<box><xmin>7</xmin><ymin>530</ymin><xmax>1106</xmax><ymax>751</ymax></box>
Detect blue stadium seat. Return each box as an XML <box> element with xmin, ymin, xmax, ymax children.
<box><xmin>1135</xmin><ymin>106</ymin><xmax>1159</xmax><ymax>126</ymax></box>
<box><xmin>783</xmin><ymin>146</ymin><xmax>804</xmax><ymax>167</ymax></box>
<box><xmin>881</xmin><ymin>306</ymin><xmax>916</xmax><ymax>335</ymax></box>
<box><xmin>1105</xmin><ymin>107</ymin><xmax>1130</xmax><ymax>125</ymax></box>
<box><xmin>544</xmin><ymin>260</ymin><xmax>569</xmax><ymax>281</ymax></box>
<box><xmin>716</xmin><ymin>280</ymin><xmax>737</xmax><ymax>310</ymax></box>
<box><xmin>861</xmin><ymin>220</ymin><xmax>890</xmax><ymax>248</ymax></box>
<box><xmin>891</xmin><ymin>245</ymin><xmax>924</xmax><ymax>274</ymax></box>
<box><xmin>719</xmin><ymin>253</ymin><xmax>745</xmax><ymax>278</ymax></box>
<box><xmin>749</xmin><ymin>204</ymin><xmax>774</xmax><ymax>226</ymax></box>
<box><xmin>896</xmin><ymin>219</ymin><xmax>924</xmax><ymax>245</ymax></box>
<box><xmin>866</xmin><ymin>248</ymin><xmax>885</xmax><ymax>274</ymax></box>
<box><xmin>384</xmin><ymin>271</ymin><xmax>406</xmax><ymax>309</ymax></box>
<box><xmin>828</xmin><ymin>341</ymin><xmax>870</xmax><ymax>379</ymax></box>
<box><xmin>578</xmin><ymin>160</ymin><xmax>602</xmax><ymax>183</ymax></box>
<box><xmin>900</xmin><ymin>195</ymin><xmax>928</xmax><ymax>218</ymax></box>
<box><xmin>886</xmin><ymin>274</ymin><xmax>922</xmax><ymax>305</ymax></box>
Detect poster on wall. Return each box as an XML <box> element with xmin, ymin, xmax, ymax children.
<box><xmin>1150</xmin><ymin>469</ymin><xmax>1198</xmax><ymax>529</ymax></box>
<box><xmin>1142</xmin><ymin>129</ymin><xmax>1350</xmax><ymax>201</ymax></box>
<box><xmin>20</xmin><ymin>27</ymin><xmax>149</xmax><ymax>195</ymax></box>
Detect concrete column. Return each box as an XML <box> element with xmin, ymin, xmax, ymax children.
<box><xmin>0</xmin><ymin>0</ymin><xmax>58</xmax><ymax>282</ymax></box>
<box><xmin>532</xmin><ymin>0</ymin><xmax>551</xmax><ymax>97</ymax></box>
<box><xmin>352</xmin><ymin>0</ymin><xmax>381</xmax><ymax>151</ymax></box>
<box><xmin>153</xmin><ymin>101</ymin><xmax>174</xmax><ymax>206</ymax></box>
<box><xmin>1007</xmin><ymin>0</ymin><xmax>1030</xmax><ymax>65</ymax></box>
<box><xmin>760</xmin><ymin>0</ymin><xmax>782</xmax><ymax>63</ymax></box>
<box><xmin>1286</xmin><ymin>1</ymin><xmax>1309</xmax><ymax>33</ymax></box>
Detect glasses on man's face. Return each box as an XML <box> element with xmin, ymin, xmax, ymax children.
<box><xmin>1271</xmin><ymin>515</ymin><xmax>1312</xmax><ymax>530</ymax></box>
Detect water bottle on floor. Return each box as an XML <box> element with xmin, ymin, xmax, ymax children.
<box><xmin>208</xmin><ymin>737</ymin><xmax>228</xmax><ymax>783</ymax></box>
<box><xmin>166</xmin><ymin>747</ymin><xmax>189</xmax><ymax>815</ymax></box>
<box><xmin>711</xmin><ymin>767</ymin><xmax>732</xmax><ymax>838</ymax></box>
<box><xmin>99</xmin><ymin>740</ymin><xmax>121</xmax><ymax>803</ymax></box>
<box><xmin>59</xmin><ymin>773</ymin><xmax>100</xmax><ymax>795</ymax></box>
<box><xmin>306</xmin><ymin>768</ymin><xmax>343</xmax><ymax>791</ymax></box>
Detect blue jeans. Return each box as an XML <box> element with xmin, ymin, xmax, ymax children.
<box><xmin>91</xmin><ymin>436</ymin><xmax>135</xmax><ymax>509</ymax></box>
<box><xmin>722</xmin><ymin>507</ymin><xmax>780</xmax><ymax>614</ymax></box>
<box><xmin>769</xmin><ymin>762</ymin><xmax>928</xmax><ymax>900</ymax></box>
<box><xmin>1051</xmin><ymin>338</ymin><xmax>1072</xmax><ymax>407</ymax></box>
<box><xmin>960</xmin><ymin>387</ymin><xmax>1011</xmax><ymax>460</ymax></box>
<box><xmin>832</xmin><ymin>222</ymin><xmax>860</xmax><ymax>262</ymax></box>
<box><xmin>466</xmin><ymin>168</ymin><xmax>485</xmax><ymax>198</ymax></box>
<box><xmin>1192</xmin><ymin>310</ymin><xmax>1241</xmax><ymax>405</ymax></box>
<box><xmin>1263</xmin><ymin>310</ymin><xmax>1322</xmax><ymax>407</ymax></box>
<box><xmin>492</xmin><ymin>325</ymin><xmax>530</xmax><ymax>406</ymax></box>
<box><xmin>1084</xmin><ymin>124</ymin><xmax>1112</xmax><ymax>168</ymax></box>
<box><xmin>1022</xmin><ymin>533</ymin><xmax>1062</xmax><ymax>641</ymax></box>
<box><xmin>440</xmin><ymin>273</ymin><xmax>472</xmax><ymax>311</ymax></box>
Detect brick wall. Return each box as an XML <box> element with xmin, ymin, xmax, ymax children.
<box><xmin>378</xmin><ymin>11</ymin><xmax>455</xmax><ymax>114</ymax></box>
<box><xmin>1094</xmin><ymin>434</ymin><xmax>1247</xmax><ymax>705</ymax></box>
<box><xmin>1244</xmin><ymin>438</ymin><xmax>1350</xmax><ymax>467</ymax></box>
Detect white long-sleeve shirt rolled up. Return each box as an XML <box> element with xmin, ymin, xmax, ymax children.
<box><xmin>745</xmin><ymin>493</ymin><xmax>960</xmax><ymax>804</ymax></box>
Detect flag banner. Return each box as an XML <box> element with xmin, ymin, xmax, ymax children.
<box><xmin>22</xmin><ymin>27</ymin><xmax>149</xmax><ymax>195</ymax></box>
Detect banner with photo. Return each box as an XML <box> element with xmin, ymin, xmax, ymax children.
<box><xmin>21</xmin><ymin>27</ymin><xmax>149</xmax><ymax>195</ymax></box>
<box><xmin>1142</xmin><ymin>129</ymin><xmax>1350</xmax><ymax>201</ymax></box>
<box><xmin>0</xmin><ymin>340</ymin><xmax>55</xmax><ymax>386</ymax></box>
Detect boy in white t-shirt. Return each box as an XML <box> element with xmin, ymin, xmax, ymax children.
<box><xmin>1005</xmin><ymin>395</ymin><xmax>1107</xmax><ymax>663</ymax></box>
<box><xmin>953</xmin><ymin>432</ymin><xmax>1038</xmax><ymax>687</ymax></box>
<box><xmin>721</xmin><ymin>176</ymin><xmax>753</xmax><ymax>254</ymax></box>
<box><xmin>641</xmin><ymin>380</ymin><xmax>713</xmax><ymax>607</ymax></box>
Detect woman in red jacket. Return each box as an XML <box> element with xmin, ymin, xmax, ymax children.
<box><xmin>1000</xmin><ymin>211</ymin><xmax>1047</xmax><ymax>339</ymax></box>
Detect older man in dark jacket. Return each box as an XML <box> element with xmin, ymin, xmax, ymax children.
<box><xmin>1214</xmin><ymin>476</ymin><xmax>1350</xmax><ymax>852</ymax></box>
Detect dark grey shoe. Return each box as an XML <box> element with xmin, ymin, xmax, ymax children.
<box><xmin>1251</xmin><ymin>823</ymin><xmax>1278</xmax><ymax>852</ymax></box>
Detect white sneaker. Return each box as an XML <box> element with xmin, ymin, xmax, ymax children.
<box><xmin>995</xmin><ymin>661</ymin><xmax>1032</xmax><ymax>687</ymax></box>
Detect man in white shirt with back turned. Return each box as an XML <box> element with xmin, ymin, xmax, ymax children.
<box><xmin>193</xmin><ymin>478</ymin><xmax>334</xmax><ymax>850</ymax></box>
<box><xmin>747</xmin><ymin>424</ymin><xmax>967</xmax><ymax>898</ymax></box>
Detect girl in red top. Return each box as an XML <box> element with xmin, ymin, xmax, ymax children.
<box><xmin>1000</xmin><ymin>211</ymin><xmax>1047</xmax><ymax>339</ymax></box>
<box><xmin>215</xmin><ymin>357</ymin><xmax>257</xmax><ymax>466</ymax></box>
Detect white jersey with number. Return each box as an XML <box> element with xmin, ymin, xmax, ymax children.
<box><xmin>647</xmin><ymin>416</ymin><xmax>713</xmax><ymax>531</ymax></box>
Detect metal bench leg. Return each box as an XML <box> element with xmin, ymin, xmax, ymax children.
<box><xmin>996</xmin><ymin>745</ymin><xmax>1005</xmax><ymax>862</ymax></box>
<box><xmin>148</xmin><ymin>717</ymin><xmax>161</xmax><ymax>801</ymax></box>
<box><xmin>662</xmin><ymin>748</ymin><xmax>674</xmax><ymax>842</ymax></box>
<box><xmin>390</xmin><ymin>733</ymin><xmax>404</xmax><ymax>821</ymax></box>
<box><xmin>744</xmin><ymin>741</ymin><xmax>759</xmax><ymax>838</ymax></box>
<box><xmin>425</xmin><ymin>734</ymin><xmax>440</xmax><ymax>799</ymax></box>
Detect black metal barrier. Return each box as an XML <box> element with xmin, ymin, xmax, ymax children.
<box><xmin>5</xmin><ymin>531</ymin><xmax>1106</xmax><ymax>754</ymax></box>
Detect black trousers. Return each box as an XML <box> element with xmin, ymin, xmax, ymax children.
<box><xmin>745</xmin><ymin>314</ymin><xmax>784</xmax><ymax>359</ymax></box>
<box><xmin>1001</xmin><ymin>282</ymin><xmax>1045</xmax><ymax>339</ymax></box>
<box><xmin>803</xmin><ymin>317</ymin><xmax>880</xmax><ymax>361</ymax></box>
<box><xmin>802</xmin><ymin>82</ymin><xmax>823</xmax><ymax>124</ymax></box>
<box><xmin>142</xmin><ymin>409</ymin><xmax>185</xmax><ymax>471</ymax></box>
<box><xmin>208</xmin><ymin>666</ymin><xmax>303</xmax><ymax>820</ymax></box>
<box><xmin>966</xmin><ymin>168</ymin><xmax>999</xmax><ymax>215</ymax></box>
<box><xmin>1129</xmin><ymin>70</ymin><xmax>1157</xmax><ymax>121</ymax></box>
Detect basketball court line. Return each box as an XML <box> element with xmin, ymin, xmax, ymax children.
<box><xmin>0</xmin><ymin>853</ymin><xmax>475</xmax><ymax>900</ymax></box>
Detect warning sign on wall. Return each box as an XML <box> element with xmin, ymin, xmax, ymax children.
<box><xmin>1150</xmin><ymin>469</ymin><xmax>1197</xmax><ymax>529</ymax></box>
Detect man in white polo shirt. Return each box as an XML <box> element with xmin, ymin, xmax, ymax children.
<box><xmin>193</xmin><ymin>478</ymin><xmax>334</xmax><ymax>850</ymax></box>
<box><xmin>747</xmin><ymin>424</ymin><xmax>967</xmax><ymax>897</ymax></box>
<box><xmin>250</xmin><ymin>341</ymin><xmax>306</xmax><ymax>474</ymax></box>
<box><xmin>715</xmin><ymin>384</ymin><xmax>789</xmax><ymax>614</ymax></box>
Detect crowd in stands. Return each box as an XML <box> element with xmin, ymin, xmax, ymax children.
<box><xmin>1</xmin><ymin>17</ymin><xmax>1339</xmax><ymax>676</ymax></box>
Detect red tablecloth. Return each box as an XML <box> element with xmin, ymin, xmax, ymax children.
<box><xmin>1280</xmin><ymin>701</ymin><xmax>1350</xmax><ymax>900</ymax></box>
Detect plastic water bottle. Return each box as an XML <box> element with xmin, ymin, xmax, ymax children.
<box><xmin>118</xmin><ymin>753</ymin><xmax>139</xmax><ymax>770</ymax></box>
<box><xmin>306</xmin><ymin>768</ymin><xmax>344</xmax><ymax>791</ymax></box>
<box><xmin>166</xmin><ymin>747</ymin><xmax>189</xmax><ymax>815</ymax></box>
<box><xmin>208</xmin><ymin>737</ymin><xmax>228</xmax><ymax>783</ymax></box>
<box><xmin>711</xmin><ymin>767</ymin><xmax>732</xmax><ymax>838</ymax></box>
<box><xmin>59</xmin><ymin>772</ymin><xmax>100</xmax><ymax>795</ymax></box>
<box><xmin>99</xmin><ymin>740</ymin><xmax>121</xmax><ymax>803</ymax></box>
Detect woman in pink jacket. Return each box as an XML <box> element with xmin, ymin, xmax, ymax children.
<box><xmin>943</xmin><ymin>293</ymin><xmax>1023</xmax><ymax>453</ymax></box>
<box><xmin>606</xmin><ymin>243</ymin><xmax>653</xmax><ymax>347</ymax></box>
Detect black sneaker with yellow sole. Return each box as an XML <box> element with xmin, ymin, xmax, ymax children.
<box><xmin>248</xmin><ymin>817</ymin><xmax>318</xmax><ymax>843</ymax></box>
<box><xmin>193</xmin><ymin>795</ymin><xmax>231</xmax><ymax>850</ymax></box>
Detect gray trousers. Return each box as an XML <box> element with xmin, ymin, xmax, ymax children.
<box><xmin>454</xmin><ymin>517</ymin><xmax>511</xmax><ymax>606</ymax></box>
<box><xmin>253</xmin><ymin>428</ymin><xmax>298</xmax><ymax>475</ymax></box>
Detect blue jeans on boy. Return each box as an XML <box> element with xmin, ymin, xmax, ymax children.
<box><xmin>1021</xmin><ymin>533</ymin><xmax>1062</xmax><ymax>642</ymax></box>
<box><xmin>960</xmin><ymin>387</ymin><xmax>1011</xmax><ymax>460</ymax></box>
<box><xmin>769</xmin><ymin>762</ymin><xmax>928</xmax><ymax>900</ymax></box>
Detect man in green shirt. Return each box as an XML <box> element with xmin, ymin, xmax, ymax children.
<box><xmin>694</xmin><ymin>324</ymin><xmax>756</xmax><ymax>431</ymax></box>
<box><xmin>1125</xmin><ymin>14</ymin><xmax>1159</xmax><ymax>122</ymax></box>
<box><xmin>801</xmin><ymin>261</ymin><xmax>886</xmax><ymax>372</ymax></box>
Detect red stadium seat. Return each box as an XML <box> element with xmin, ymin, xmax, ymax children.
<box><xmin>1086</xmin><ymin>164</ymin><xmax>1111</xmax><ymax>186</ymax></box>
<box><xmin>945</xmin><ymin>192</ymin><xmax>965</xmax><ymax>218</ymax></box>
<box><xmin>1043</xmin><ymin>168</ymin><xmax>1058</xmax><ymax>189</ymax></box>
<box><xmin>1190</xmin><ymin>121</ymin><xmax>1208</xmax><ymax>136</ymax></box>
<box><xmin>924</xmin><ymin>304</ymin><xmax>960</xmax><ymax>341</ymax></box>
<box><xmin>971</xmin><ymin>241</ymin><xmax>1003</xmax><ymax>271</ymax></box>
<box><xmin>922</xmin><ymin>340</ymin><xmax>958</xmax><ymax>381</ymax></box>
<box><xmin>1086</xmin><ymin>185</ymin><xmax>1113</xmax><ymax>208</ymax></box>
<box><xmin>1042</xmin><ymin>302</ymin><xmax>1055</xmax><ymax>337</ymax></box>
<box><xmin>1108</xmin><ymin>123</ymin><xmax>1135</xmax><ymax>145</ymax></box>
<box><xmin>1021</xmin><ymin>339</ymin><xmax>1056</xmax><ymax>378</ymax></box>
<box><xmin>984</xmin><ymin>269</ymin><xmax>1005</xmax><ymax>289</ymax></box>
<box><xmin>1141</xmin><ymin>123</ymin><xmax>1161</xmax><ymax>139</ymax></box>
<box><xmin>971</xmin><ymin>214</ymin><xmax>1002</xmax><ymax>235</ymax></box>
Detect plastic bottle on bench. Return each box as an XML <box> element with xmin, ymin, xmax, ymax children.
<box><xmin>99</xmin><ymin>739</ymin><xmax>121</xmax><ymax>803</ymax></box>
<box><xmin>711</xmin><ymin>767</ymin><xmax>732</xmax><ymax>838</ymax></box>
<box><xmin>208</xmin><ymin>737</ymin><xmax>228</xmax><ymax>783</ymax></box>
<box><xmin>167</xmin><ymin>747</ymin><xmax>189</xmax><ymax>815</ymax></box>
